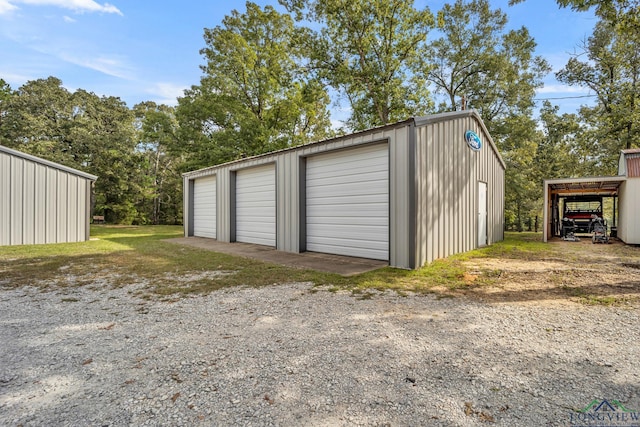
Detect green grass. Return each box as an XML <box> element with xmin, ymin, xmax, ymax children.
<box><xmin>0</xmin><ymin>225</ymin><xmax>499</xmax><ymax>296</ymax></box>
<box><xmin>1</xmin><ymin>227</ymin><xmax>637</xmax><ymax>305</ymax></box>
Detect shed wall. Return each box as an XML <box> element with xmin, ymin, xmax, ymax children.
<box><xmin>414</xmin><ymin>115</ymin><xmax>504</xmax><ymax>266</ymax></box>
<box><xmin>618</xmin><ymin>179</ymin><xmax>640</xmax><ymax>244</ymax></box>
<box><xmin>0</xmin><ymin>150</ymin><xmax>91</xmax><ymax>246</ymax></box>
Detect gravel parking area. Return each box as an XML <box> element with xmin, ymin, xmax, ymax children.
<box><xmin>1</xmin><ymin>281</ymin><xmax>639</xmax><ymax>426</ymax></box>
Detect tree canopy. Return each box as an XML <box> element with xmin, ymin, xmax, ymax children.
<box><xmin>1</xmin><ymin>0</ymin><xmax>638</xmax><ymax>231</ymax></box>
<box><xmin>177</xmin><ymin>1</ymin><xmax>332</xmax><ymax>169</ymax></box>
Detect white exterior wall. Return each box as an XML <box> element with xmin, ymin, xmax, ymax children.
<box><xmin>618</xmin><ymin>179</ymin><xmax>640</xmax><ymax>244</ymax></box>
<box><xmin>0</xmin><ymin>146</ymin><xmax>96</xmax><ymax>246</ymax></box>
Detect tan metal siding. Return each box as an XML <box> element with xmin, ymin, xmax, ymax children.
<box><xmin>34</xmin><ymin>165</ymin><xmax>46</xmax><ymax>244</ymax></box>
<box><xmin>10</xmin><ymin>157</ymin><xmax>24</xmax><ymax>245</ymax></box>
<box><xmin>46</xmin><ymin>167</ymin><xmax>58</xmax><ymax>244</ymax></box>
<box><xmin>0</xmin><ymin>152</ymin><xmax>9</xmax><ymax>245</ymax></box>
<box><xmin>618</xmin><ymin>179</ymin><xmax>640</xmax><ymax>244</ymax></box>
<box><xmin>0</xmin><ymin>150</ymin><xmax>94</xmax><ymax>246</ymax></box>
<box><xmin>415</xmin><ymin>115</ymin><xmax>504</xmax><ymax>267</ymax></box>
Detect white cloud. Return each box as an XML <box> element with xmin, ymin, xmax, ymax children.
<box><xmin>0</xmin><ymin>0</ymin><xmax>18</xmax><ymax>13</ymax></box>
<box><xmin>58</xmin><ymin>52</ymin><xmax>133</xmax><ymax>79</ymax></box>
<box><xmin>146</xmin><ymin>83</ymin><xmax>187</xmax><ymax>106</ymax></box>
<box><xmin>63</xmin><ymin>14</ymin><xmax>75</xmax><ymax>22</ymax></box>
<box><xmin>0</xmin><ymin>0</ymin><xmax>122</xmax><ymax>15</ymax></box>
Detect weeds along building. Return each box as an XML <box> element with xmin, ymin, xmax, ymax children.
<box><xmin>182</xmin><ymin>110</ymin><xmax>505</xmax><ymax>269</ymax></box>
<box><xmin>0</xmin><ymin>145</ymin><xmax>97</xmax><ymax>246</ymax></box>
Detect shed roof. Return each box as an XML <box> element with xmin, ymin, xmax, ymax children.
<box><xmin>620</xmin><ymin>148</ymin><xmax>640</xmax><ymax>177</ymax></box>
<box><xmin>183</xmin><ymin>110</ymin><xmax>504</xmax><ymax>178</ymax></box>
<box><xmin>0</xmin><ymin>145</ymin><xmax>98</xmax><ymax>181</ymax></box>
<box><xmin>545</xmin><ymin>176</ymin><xmax>625</xmax><ymax>196</ymax></box>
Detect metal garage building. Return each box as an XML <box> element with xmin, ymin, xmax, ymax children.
<box><xmin>183</xmin><ymin>110</ymin><xmax>505</xmax><ymax>269</ymax></box>
<box><xmin>542</xmin><ymin>148</ymin><xmax>640</xmax><ymax>244</ymax></box>
<box><xmin>0</xmin><ymin>145</ymin><xmax>97</xmax><ymax>246</ymax></box>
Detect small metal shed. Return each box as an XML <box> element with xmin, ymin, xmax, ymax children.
<box><xmin>543</xmin><ymin>148</ymin><xmax>640</xmax><ymax>244</ymax></box>
<box><xmin>0</xmin><ymin>145</ymin><xmax>97</xmax><ymax>246</ymax></box>
<box><xmin>183</xmin><ymin>110</ymin><xmax>505</xmax><ymax>269</ymax></box>
<box><xmin>618</xmin><ymin>148</ymin><xmax>640</xmax><ymax>244</ymax></box>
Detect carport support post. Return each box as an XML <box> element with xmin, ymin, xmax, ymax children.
<box><xmin>543</xmin><ymin>180</ymin><xmax>549</xmax><ymax>242</ymax></box>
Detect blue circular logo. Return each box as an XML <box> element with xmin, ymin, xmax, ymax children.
<box><xmin>465</xmin><ymin>130</ymin><xmax>482</xmax><ymax>151</ymax></box>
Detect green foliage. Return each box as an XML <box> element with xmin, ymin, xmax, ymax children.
<box><xmin>556</xmin><ymin>18</ymin><xmax>640</xmax><ymax>172</ymax></box>
<box><xmin>424</xmin><ymin>0</ymin><xmax>550</xmax><ymax>127</ymax></box>
<box><xmin>134</xmin><ymin>102</ymin><xmax>184</xmax><ymax>224</ymax></box>
<box><xmin>177</xmin><ymin>1</ymin><xmax>332</xmax><ymax>169</ymax></box>
<box><xmin>0</xmin><ymin>77</ymin><xmax>151</xmax><ymax>224</ymax></box>
<box><xmin>281</xmin><ymin>0</ymin><xmax>435</xmax><ymax>130</ymax></box>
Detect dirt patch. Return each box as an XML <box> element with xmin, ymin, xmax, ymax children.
<box><xmin>461</xmin><ymin>238</ymin><xmax>640</xmax><ymax>306</ymax></box>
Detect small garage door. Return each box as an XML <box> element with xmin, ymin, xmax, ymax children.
<box><xmin>236</xmin><ymin>164</ymin><xmax>276</xmax><ymax>246</ymax></box>
<box><xmin>193</xmin><ymin>175</ymin><xmax>216</xmax><ymax>238</ymax></box>
<box><xmin>306</xmin><ymin>143</ymin><xmax>389</xmax><ymax>260</ymax></box>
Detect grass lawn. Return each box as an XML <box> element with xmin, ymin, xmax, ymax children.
<box><xmin>1</xmin><ymin>226</ymin><xmax>639</xmax><ymax>304</ymax></box>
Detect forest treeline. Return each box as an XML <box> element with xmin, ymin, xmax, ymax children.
<box><xmin>0</xmin><ymin>0</ymin><xmax>638</xmax><ymax>230</ymax></box>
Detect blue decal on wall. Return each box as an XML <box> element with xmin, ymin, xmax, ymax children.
<box><xmin>465</xmin><ymin>130</ymin><xmax>482</xmax><ymax>151</ymax></box>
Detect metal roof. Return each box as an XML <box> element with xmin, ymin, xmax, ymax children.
<box><xmin>184</xmin><ymin>110</ymin><xmax>504</xmax><ymax>178</ymax></box>
<box><xmin>545</xmin><ymin>176</ymin><xmax>625</xmax><ymax>196</ymax></box>
<box><xmin>0</xmin><ymin>145</ymin><xmax>97</xmax><ymax>181</ymax></box>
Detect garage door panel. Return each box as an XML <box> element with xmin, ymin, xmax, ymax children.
<box><xmin>236</xmin><ymin>165</ymin><xmax>276</xmax><ymax>246</ymax></box>
<box><xmin>308</xmin><ymin>163</ymin><xmax>387</xmax><ymax>180</ymax></box>
<box><xmin>307</xmin><ymin>216</ymin><xmax>387</xmax><ymax>226</ymax></box>
<box><xmin>309</xmin><ymin>177</ymin><xmax>388</xmax><ymax>197</ymax></box>
<box><xmin>306</xmin><ymin>143</ymin><xmax>389</xmax><ymax>260</ymax></box>
<box><xmin>307</xmin><ymin>239</ymin><xmax>387</xmax><ymax>259</ymax></box>
<box><xmin>193</xmin><ymin>176</ymin><xmax>216</xmax><ymax>239</ymax></box>
<box><xmin>308</xmin><ymin>224</ymin><xmax>388</xmax><ymax>239</ymax></box>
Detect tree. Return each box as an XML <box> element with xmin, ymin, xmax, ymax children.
<box><xmin>422</xmin><ymin>0</ymin><xmax>549</xmax><ymax>130</ymax></box>
<box><xmin>281</xmin><ymin>0</ymin><xmax>435</xmax><ymax>130</ymax></box>
<box><xmin>0</xmin><ymin>79</ymin><xmax>12</xmax><ymax>131</ymax></box>
<box><xmin>177</xmin><ymin>1</ymin><xmax>332</xmax><ymax>169</ymax></box>
<box><xmin>0</xmin><ymin>77</ymin><xmax>145</xmax><ymax>224</ymax></box>
<box><xmin>134</xmin><ymin>102</ymin><xmax>183</xmax><ymax>225</ymax></box>
<box><xmin>556</xmin><ymin>19</ymin><xmax>640</xmax><ymax>173</ymax></box>
<box><xmin>69</xmin><ymin>90</ymin><xmax>143</xmax><ymax>224</ymax></box>
<box><xmin>0</xmin><ymin>77</ymin><xmax>75</xmax><ymax>165</ymax></box>
<box><xmin>419</xmin><ymin>0</ymin><xmax>549</xmax><ymax>231</ymax></box>
<box><xmin>534</xmin><ymin>101</ymin><xmax>583</xmax><ymax>180</ymax></box>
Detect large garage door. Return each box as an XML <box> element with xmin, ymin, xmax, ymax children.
<box><xmin>236</xmin><ymin>164</ymin><xmax>276</xmax><ymax>246</ymax></box>
<box><xmin>306</xmin><ymin>143</ymin><xmax>389</xmax><ymax>260</ymax></box>
<box><xmin>193</xmin><ymin>175</ymin><xmax>216</xmax><ymax>239</ymax></box>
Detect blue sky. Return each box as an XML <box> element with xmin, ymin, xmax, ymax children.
<box><xmin>0</xmin><ymin>0</ymin><xmax>597</xmax><ymax>122</ymax></box>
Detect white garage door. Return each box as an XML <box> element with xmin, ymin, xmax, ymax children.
<box><xmin>306</xmin><ymin>143</ymin><xmax>389</xmax><ymax>260</ymax></box>
<box><xmin>236</xmin><ymin>164</ymin><xmax>276</xmax><ymax>246</ymax></box>
<box><xmin>193</xmin><ymin>175</ymin><xmax>216</xmax><ymax>239</ymax></box>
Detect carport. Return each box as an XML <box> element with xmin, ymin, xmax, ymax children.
<box><xmin>543</xmin><ymin>177</ymin><xmax>625</xmax><ymax>242</ymax></box>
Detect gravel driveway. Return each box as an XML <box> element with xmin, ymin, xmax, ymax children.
<box><xmin>1</xmin><ymin>281</ymin><xmax>639</xmax><ymax>426</ymax></box>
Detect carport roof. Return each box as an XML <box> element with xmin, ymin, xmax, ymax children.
<box><xmin>545</xmin><ymin>176</ymin><xmax>626</xmax><ymax>196</ymax></box>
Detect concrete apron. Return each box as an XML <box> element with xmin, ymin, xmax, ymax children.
<box><xmin>165</xmin><ymin>237</ymin><xmax>388</xmax><ymax>277</ymax></box>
